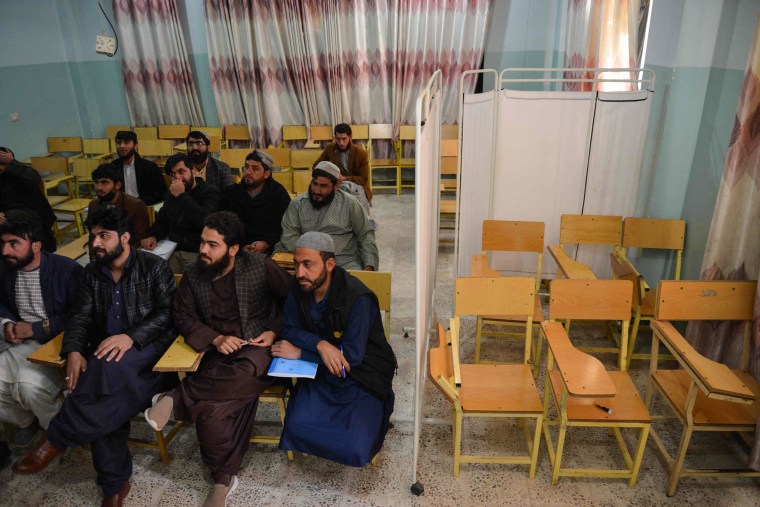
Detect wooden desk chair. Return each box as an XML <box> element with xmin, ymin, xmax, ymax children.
<box><xmin>368</xmin><ymin>124</ymin><xmax>398</xmax><ymax>192</ymax></box>
<box><xmin>550</xmin><ymin>214</ymin><xmax>623</xmax><ymax>278</ymax></box>
<box><xmin>223</xmin><ymin>125</ymin><xmax>252</xmax><ymax>148</ymax></box>
<box><xmin>290</xmin><ymin>149</ymin><xmax>320</xmax><ymax>194</ymax></box>
<box><xmin>441</xmin><ymin>124</ymin><xmax>459</xmax><ymax>140</ymax></box>
<box><xmin>27</xmin><ymin>333</ymin><xmax>184</xmax><ymax>464</ymax></box>
<box><xmin>138</xmin><ymin>139</ymin><xmax>173</xmax><ymax>167</ymax></box>
<box><xmin>612</xmin><ymin>218</ymin><xmax>686</xmax><ymax>367</ymax></box>
<box><xmin>133</xmin><ymin>127</ymin><xmax>158</xmax><ymax>141</ymax></box>
<box><xmin>541</xmin><ymin>279</ymin><xmax>650</xmax><ymax>486</ymax></box>
<box><xmin>347</xmin><ymin>270</ymin><xmax>391</xmax><ymax>341</ymax></box>
<box><xmin>192</xmin><ymin>126</ymin><xmax>223</xmax><ymax>141</ymax></box>
<box><xmin>440</xmin><ymin>139</ymin><xmax>458</xmax><ymax>194</ymax></box>
<box><xmin>261</xmin><ymin>147</ymin><xmax>294</xmax><ymax>192</ymax></box>
<box><xmin>350</xmin><ymin>124</ymin><xmax>369</xmax><ymax>150</ymax></box>
<box><xmin>219</xmin><ymin>148</ymin><xmax>251</xmax><ymax>178</ymax></box>
<box><xmin>72</xmin><ymin>139</ymin><xmax>114</xmax><ymax>197</ymax></box>
<box><xmin>158</xmin><ymin>125</ymin><xmax>190</xmax><ymax>146</ymax></box>
<box><xmin>396</xmin><ymin>125</ymin><xmax>416</xmax><ymax>194</ymax></box>
<box><xmin>645</xmin><ymin>280</ymin><xmax>760</xmax><ymax>496</ymax></box>
<box><xmin>429</xmin><ymin>276</ymin><xmax>543</xmax><ymax>478</ymax></box>
<box><xmin>280</xmin><ymin>125</ymin><xmax>308</xmax><ymax>149</ymax></box>
<box><xmin>471</xmin><ymin>220</ymin><xmax>545</xmax><ymax>372</ymax></box>
<box><xmin>308</xmin><ymin>125</ymin><xmax>333</xmax><ymax>148</ymax></box>
<box><xmin>31</xmin><ymin>137</ymin><xmax>83</xmax><ymax>202</ymax></box>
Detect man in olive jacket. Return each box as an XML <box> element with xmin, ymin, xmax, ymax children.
<box><xmin>13</xmin><ymin>207</ymin><xmax>176</xmax><ymax>507</ymax></box>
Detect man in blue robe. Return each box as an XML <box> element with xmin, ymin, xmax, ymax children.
<box><xmin>271</xmin><ymin>231</ymin><xmax>396</xmax><ymax>466</ymax></box>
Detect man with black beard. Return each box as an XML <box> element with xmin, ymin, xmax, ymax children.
<box><xmin>186</xmin><ymin>130</ymin><xmax>233</xmax><ymax>192</ymax></box>
<box><xmin>142</xmin><ymin>154</ymin><xmax>221</xmax><ymax>274</ymax></box>
<box><xmin>87</xmin><ymin>163</ymin><xmax>149</xmax><ymax>243</ymax></box>
<box><xmin>220</xmin><ymin>150</ymin><xmax>290</xmax><ymax>256</ymax></box>
<box><xmin>13</xmin><ymin>207</ymin><xmax>176</xmax><ymax>507</ymax></box>
<box><xmin>274</xmin><ymin>161</ymin><xmax>378</xmax><ymax>270</ymax></box>
<box><xmin>113</xmin><ymin>131</ymin><xmax>166</xmax><ymax>205</ymax></box>
<box><xmin>0</xmin><ymin>215</ymin><xmax>82</xmax><ymax>448</ymax></box>
<box><xmin>144</xmin><ymin>211</ymin><xmax>289</xmax><ymax>507</ymax></box>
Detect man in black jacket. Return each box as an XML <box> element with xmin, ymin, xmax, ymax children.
<box><xmin>271</xmin><ymin>231</ymin><xmax>395</xmax><ymax>466</ymax></box>
<box><xmin>0</xmin><ymin>147</ymin><xmax>57</xmax><ymax>251</ymax></box>
<box><xmin>12</xmin><ymin>207</ymin><xmax>176</xmax><ymax>507</ymax></box>
<box><xmin>113</xmin><ymin>130</ymin><xmax>166</xmax><ymax>205</ymax></box>
<box><xmin>221</xmin><ymin>150</ymin><xmax>291</xmax><ymax>256</ymax></box>
<box><xmin>142</xmin><ymin>154</ymin><xmax>221</xmax><ymax>274</ymax></box>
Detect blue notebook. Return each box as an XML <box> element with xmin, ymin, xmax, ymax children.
<box><xmin>268</xmin><ymin>357</ymin><xmax>318</xmax><ymax>379</ymax></box>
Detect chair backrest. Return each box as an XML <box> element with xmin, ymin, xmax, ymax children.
<box><xmin>72</xmin><ymin>158</ymin><xmax>101</xmax><ymax>180</ymax></box>
<box><xmin>310</xmin><ymin>125</ymin><xmax>334</xmax><ymax>142</ymax></box>
<box><xmin>106</xmin><ymin>125</ymin><xmax>131</xmax><ymax>141</ymax></box>
<box><xmin>348</xmin><ymin>270</ymin><xmax>391</xmax><ymax>312</ymax></box>
<box><xmin>623</xmin><ymin>217</ymin><xmax>685</xmax><ymax>251</ymax></box>
<box><xmin>655</xmin><ymin>280</ymin><xmax>756</xmax><ymax>322</ymax></box>
<box><xmin>82</xmin><ymin>138</ymin><xmax>112</xmax><ymax>155</ymax></box>
<box><xmin>48</xmin><ymin>137</ymin><xmax>83</xmax><ymax>153</ymax></box>
<box><xmin>224</xmin><ymin>125</ymin><xmax>251</xmax><ymax>141</ymax></box>
<box><xmin>455</xmin><ymin>277</ymin><xmax>535</xmax><ymax>318</ymax></box>
<box><xmin>261</xmin><ymin>147</ymin><xmax>292</xmax><ymax>168</ymax></box>
<box><xmin>559</xmin><ymin>214</ymin><xmax>623</xmax><ymax>246</ymax></box>
<box><xmin>282</xmin><ymin>125</ymin><xmax>308</xmax><ymax>142</ymax></box>
<box><xmin>481</xmin><ymin>220</ymin><xmax>544</xmax><ymax>254</ymax></box>
<box><xmin>350</xmin><ymin>124</ymin><xmax>369</xmax><ymax>141</ymax></box>
<box><xmin>369</xmin><ymin>123</ymin><xmax>393</xmax><ymax>141</ymax></box>
<box><xmin>138</xmin><ymin>139</ymin><xmax>173</xmax><ymax>157</ymax></box>
<box><xmin>399</xmin><ymin>125</ymin><xmax>416</xmax><ymax>141</ymax></box>
<box><xmin>549</xmin><ymin>279</ymin><xmax>632</xmax><ymax>321</ymax></box>
<box><xmin>440</xmin><ymin>139</ymin><xmax>458</xmax><ymax>158</ymax></box>
<box><xmin>31</xmin><ymin>156</ymin><xmax>69</xmax><ymax>173</ymax></box>
<box><xmin>428</xmin><ymin>323</ymin><xmax>458</xmax><ymax>402</ymax></box>
<box><xmin>133</xmin><ymin>126</ymin><xmax>158</xmax><ymax>141</ymax></box>
<box><xmin>219</xmin><ymin>149</ymin><xmax>251</xmax><ymax>170</ymax></box>
<box><xmin>441</xmin><ymin>124</ymin><xmax>459</xmax><ymax>140</ymax></box>
<box><xmin>192</xmin><ymin>126</ymin><xmax>223</xmax><ymax>139</ymax></box>
<box><xmin>291</xmin><ymin>149</ymin><xmax>320</xmax><ymax>169</ymax></box>
<box><xmin>158</xmin><ymin>124</ymin><xmax>191</xmax><ymax>141</ymax></box>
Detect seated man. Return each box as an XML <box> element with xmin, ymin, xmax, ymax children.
<box><xmin>313</xmin><ymin>123</ymin><xmax>372</xmax><ymax>203</ymax></box>
<box><xmin>13</xmin><ymin>207</ymin><xmax>177</xmax><ymax>507</ymax></box>
<box><xmin>88</xmin><ymin>163</ymin><xmax>149</xmax><ymax>244</ymax></box>
<box><xmin>142</xmin><ymin>154</ymin><xmax>221</xmax><ymax>274</ymax></box>
<box><xmin>0</xmin><ymin>147</ymin><xmax>57</xmax><ymax>251</ymax></box>
<box><xmin>274</xmin><ymin>161</ymin><xmax>378</xmax><ymax>271</ymax></box>
<box><xmin>113</xmin><ymin>131</ymin><xmax>166</xmax><ymax>205</ymax></box>
<box><xmin>145</xmin><ymin>211</ymin><xmax>290</xmax><ymax>506</ymax></box>
<box><xmin>186</xmin><ymin>130</ymin><xmax>233</xmax><ymax>191</ymax></box>
<box><xmin>272</xmin><ymin>232</ymin><xmax>396</xmax><ymax>466</ymax></box>
<box><xmin>0</xmin><ymin>216</ymin><xmax>83</xmax><ymax>447</ymax></box>
<box><xmin>221</xmin><ymin>150</ymin><xmax>291</xmax><ymax>255</ymax></box>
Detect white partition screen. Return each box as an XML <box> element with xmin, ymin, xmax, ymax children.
<box><xmin>412</xmin><ymin>70</ymin><xmax>442</xmax><ymax>495</ymax></box>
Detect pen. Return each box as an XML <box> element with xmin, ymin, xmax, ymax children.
<box><xmin>593</xmin><ymin>402</ymin><xmax>613</xmax><ymax>414</ymax></box>
<box><xmin>339</xmin><ymin>344</ymin><xmax>346</xmax><ymax>378</ymax></box>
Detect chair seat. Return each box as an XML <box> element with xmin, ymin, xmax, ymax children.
<box><xmin>640</xmin><ymin>289</ymin><xmax>656</xmax><ymax>317</ymax></box>
<box><xmin>653</xmin><ymin>369</ymin><xmax>760</xmax><ymax>426</ymax></box>
<box><xmin>399</xmin><ymin>157</ymin><xmax>415</xmax><ymax>166</ymax></box>
<box><xmin>371</xmin><ymin>158</ymin><xmax>398</xmax><ymax>167</ymax></box>
<box><xmin>482</xmin><ymin>293</ymin><xmax>544</xmax><ymax>323</ymax></box>
<box><xmin>53</xmin><ymin>198</ymin><xmax>90</xmax><ymax>212</ymax></box>
<box><xmin>459</xmin><ymin>364</ymin><xmax>542</xmax><ymax>413</ymax></box>
<box><xmin>260</xmin><ymin>384</ymin><xmax>288</xmax><ymax>399</ymax></box>
<box><xmin>47</xmin><ymin>196</ymin><xmax>70</xmax><ymax>206</ymax></box>
<box><xmin>549</xmin><ymin>370</ymin><xmax>651</xmax><ymax>423</ymax></box>
<box><xmin>440</xmin><ymin>200</ymin><xmax>457</xmax><ymax>215</ymax></box>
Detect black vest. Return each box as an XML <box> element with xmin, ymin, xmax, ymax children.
<box><xmin>293</xmin><ymin>266</ymin><xmax>396</xmax><ymax>400</ymax></box>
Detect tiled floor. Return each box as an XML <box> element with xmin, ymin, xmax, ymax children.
<box><xmin>2</xmin><ymin>193</ymin><xmax>759</xmax><ymax>506</ymax></box>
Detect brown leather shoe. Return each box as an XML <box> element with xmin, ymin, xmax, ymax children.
<box><xmin>101</xmin><ymin>481</ymin><xmax>130</xmax><ymax>507</ymax></box>
<box><xmin>11</xmin><ymin>434</ymin><xmax>65</xmax><ymax>475</ymax></box>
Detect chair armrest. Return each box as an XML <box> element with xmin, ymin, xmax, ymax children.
<box><xmin>153</xmin><ymin>335</ymin><xmax>205</xmax><ymax>372</ymax></box>
<box><xmin>470</xmin><ymin>253</ymin><xmax>500</xmax><ymax>277</ymax></box>
<box><xmin>651</xmin><ymin>320</ymin><xmax>755</xmax><ymax>402</ymax></box>
<box><xmin>547</xmin><ymin>245</ymin><xmax>596</xmax><ymax>280</ymax></box>
<box><xmin>27</xmin><ymin>333</ymin><xmax>66</xmax><ymax>368</ymax></box>
<box><xmin>540</xmin><ymin>321</ymin><xmax>615</xmax><ymax>397</ymax></box>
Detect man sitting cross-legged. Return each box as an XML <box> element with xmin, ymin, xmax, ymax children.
<box><xmin>145</xmin><ymin>211</ymin><xmax>290</xmax><ymax>507</ymax></box>
<box><xmin>271</xmin><ymin>232</ymin><xmax>396</xmax><ymax>466</ymax></box>
<box><xmin>12</xmin><ymin>207</ymin><xmax>177</xmax><ymax>507</ymax></box>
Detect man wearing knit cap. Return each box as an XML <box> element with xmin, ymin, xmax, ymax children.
<box><xmin>186</xmin><ymin>130</ymin><xmax>233</xmax><ymax>191</ymax></box>
<box><xmin>274</xmin><ymin>161</ymin><xmax>378</xmax><ymax>271</ymax></box>
<box><xmin>221</xmin><ymin>150</ymin><xmax>291</xmax><ymax>256</ymax></box>
<box><xmin>272</xmin><ymin>231</ymin><xmax>396</xmax><ymax>466</ymax></box>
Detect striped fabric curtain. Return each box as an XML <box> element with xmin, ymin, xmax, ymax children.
<box><xmin>687</xmin><ymin>18</ymin><xmax>760</xmax><ymax>470</ymax></box>
<box><xmin>113</xmin><ymin>0</ymin><xmax>204</xmax><ymax>126</ymax></box>
<box><xmin>205</xmin><ymin>0</ymin><xmax>491</xmax><ymax>147</ymax></box>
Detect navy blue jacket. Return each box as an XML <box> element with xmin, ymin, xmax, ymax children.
<box><xmin>0</xmin><ymin>251</ymin><xmax>84</xmax><ymax>344</ymax></box>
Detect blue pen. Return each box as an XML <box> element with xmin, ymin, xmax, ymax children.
<box><xmin>339</xmin><ymin>344</ymin><xmax>346</xmax><ymax>378</ymax></box>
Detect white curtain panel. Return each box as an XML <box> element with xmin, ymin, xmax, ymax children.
<box><xmin>577</xmin><ymin>90</ymin><xmax>653</xmax><ymax>278</ymax></box>
<box><xmin>456</xmin><ymin>90</ymin><xmax>497</xmax><ymax>277</ymax></box>
<box><xmin>492</xmin><ymin>90</ymin><xmax>593</xmax><ymax>278</ymax></box>
<box><xmin>113</xmin><ymin>0</ymin><xmax>204</xmax><ymax>126</ymax></box>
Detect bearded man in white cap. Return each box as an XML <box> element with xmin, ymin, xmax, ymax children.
<box><xmin>274</xmin><ymin>161</ymin><xmax>378</xmax><ymax>271</ymax></box>
<box><xmin>272</xmin><ymin>231</ymin><xmax>396</xmax><ymax>466</ymax></box>
<box><xmin>221</xmin><ymin>150</ymin><xmax>291</xmax><ymax>256</ymax></box>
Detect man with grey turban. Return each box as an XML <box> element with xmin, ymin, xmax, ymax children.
<box><xmin>271</xmin><ymin>231</ymin><xmax>396</xmax><ymax>466</ymax></box>
<box><xmin>221</xmin><ymin>150</ymin><xmax>291</xmax><ymax>255</ymax></box>
<box><xmin>274</xmin><ymin>161</ymin><xmax>378</xmax><ymax>271</ymax></box>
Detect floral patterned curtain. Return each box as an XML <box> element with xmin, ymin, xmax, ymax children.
<box><xmin>113</xmin><ymin>0</ymin><xmax>204</xmax><ymax>126</ymax></box>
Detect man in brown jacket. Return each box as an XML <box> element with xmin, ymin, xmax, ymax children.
<box><xmin>88</xmin><ymin>163</ymin><xmax>149</xmax><ymax>244</ymax></box>
<box><xmin>313</xmin><ymin>123</ymin><xmax>372</xmax><ymax>202</ymax></box>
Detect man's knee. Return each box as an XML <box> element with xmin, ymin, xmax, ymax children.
<box><xmin>16</xmin><ymin>383</ymin><xmax>59</xmax><ymax>410</ymax></box>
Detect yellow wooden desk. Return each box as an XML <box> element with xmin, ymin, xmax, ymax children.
<box><xmin>153</xmin><ymin>336</ymin><xmax>204</xmax><ymax>372</ymax></box>
<box><xmin>56</xmin><ymin>235</ymin><xmax>89</xmax><ymax>261</ymax></box>
<box><xmin>272</xmin><ymin>251</ymin><xmax>295</xmax><ymax>272</ymax></box>
<box><xmin>547</xmin><ymin>244</ymin><xmax>596</xmax><ymax>280</ymax></box>
<box><xmin>27</xmin><ymin>333</ymin><xmax>65</xmax><ymax>368</ymax></box>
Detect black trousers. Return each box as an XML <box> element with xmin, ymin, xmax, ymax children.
<box><xmin>47</xmin><ymin>344</ymin><xmax>164</xmax><ymax>496</ymax></box>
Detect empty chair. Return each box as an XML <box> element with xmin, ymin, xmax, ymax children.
<box><xmin>541</xmin><ymin>279</ymin><xmax>651</xmax><ymax>487</ymax></box>
<box><xmin>223</xmin><ymin>125</ymin><xmax>252</xmax><ymax>148</ymax></box>
<box><xmin>396</xmin><ymin>125</ymin><xmax>416</xmax><ymax>194</ymax></box>
<box><xmin>645</xmin><ymin>280</ymin><xmax>760</xmax><ymax>496</ymax></box>
<box><xmin>429</xmin><ymin>277</ymin><xmax>543</xmax><ymax>478</ymax></box>
<box><xmin>368</xmin><ymin>123</ymin><xmax>398</xmax><ymax>192</ymax></box>
<box><xmin>548</xmin><ymin>214</ymin><xmax>623</xmax><ymax>280</ymax></box>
